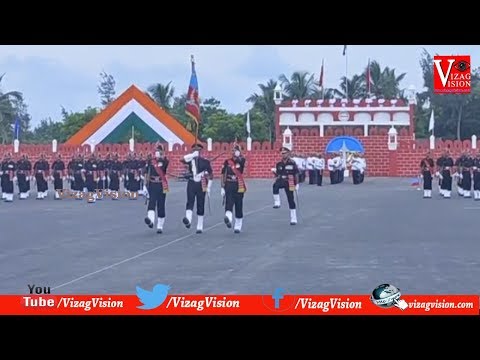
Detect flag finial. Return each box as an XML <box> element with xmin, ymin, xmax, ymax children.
<box><xmin>191</xmin><ymin>55</ymin><xmax>195</xmax><ymax>63</ymax></box>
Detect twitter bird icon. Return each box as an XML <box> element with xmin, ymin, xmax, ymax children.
<box><xmin>136</xmin><ymin>284</ymin><xmax>171</xmax><ymax>310</ymax></box>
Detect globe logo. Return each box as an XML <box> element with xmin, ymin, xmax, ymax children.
<box><xmin>370</xmin><ymin>284</ymin><xmax>402</xmax><ymax>308</ymax></box>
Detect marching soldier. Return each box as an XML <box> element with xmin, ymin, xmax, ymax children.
<box><xmin>51</xmin><ymin>154</ymin><xmax>66</xmax><ymax>200</ymax></box>
<box><xmin>108</xmin><ymin>153</ymin><xmax>123</xmax><ymax>198</ymax></box>
<box><xmin>460</xmin><ymin>150</ymin><xmax>473</xmax><ymax>198</ymax></box>
<box><xmin>71</xmin><ymin>154</ymin><xmax>86</xmax><ymax>199</ymax></box>
<box><xmin>473</xmin><ymin>151</ymin><xmax>480</xmax><ymax>200</ymax></box>
<box><xmin>95</xmin><ymin>154</ymin><xmax>107</xmax><ymax>198</ymax></box>
<box><xmin>181</xmin><ymin>143</ymin><xmax>213</xmax><ymax>234</ymax></box>
<box><xmin>33</xmin><ymin>154</ymin><xmax>49</xmax><ymax>199</ymax></box>
<box><xmin>312</xmin><ymin>153</ymin><xmax>324</xmax><ymax>186</ymax></box>
<box><xmin>435</xmin><ymin>151</ymin><xmax>446</xmax><ymax>196</ymax></box>
<box><xmin>272</xmin><ymin>147</ymin><xmax>299</xmax><ymax>225</ymax></box>
<box><xmin>419</xmin><ymin>151</ymin><xmax>434</xmax><ymax>198</ymax></box>
<box><xmin>84</xmin><ymin>153</ymin><xmax>99</xmax><ymax>203</ymax></box>
<box><xmin>1</xmin><ymin>153</ymin><xmax>16</xmax><ymax>202</ymax></box>
<box><xmin>439</xmin><ymin>150</ymin><xmax>454</xmax><ymax>198</ymax></box>
<box><xmin>138</xmin><ymin>153</ymin><xmax>147</xmax><ymax>196</ymax></box>
<box><xmin>454</xmin><ymin>152</ymin><xmax>466</xmax><ymax>196</ymax></box>
<box><xmin>220</xmin><ymin>143</ymin><xmax>246</xmax><ymax>234</ymax></box>
<box><xmin>351</xmin><ymin>152</ymin><xmax>366</xmax><ymax>185</ymax></box>
<box><xmin>144</xmin><ymin>144</ymin><xmax>169</xmax><ymax>234</ymax></box>
<box><xmin>16</xmin><ymin>154</ymin><xmax>31</xmax><ymax>199</ymax></box>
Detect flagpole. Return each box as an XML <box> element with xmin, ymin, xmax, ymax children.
<box><xmin>321</xmin><ymin>58</ymin><xmax>325</xmax><ymax>100</ymax></box>
<box><xmin>345</xmin><ymin>47</ymin><xmax>348</xmax><ymax>100</ymax></box>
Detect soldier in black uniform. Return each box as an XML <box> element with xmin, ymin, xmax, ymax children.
<box><xmin>454</xmin><ymin>152</ymin><xmax>466</xmax><ymax>197</ymax></box>
<box><xmin>436</xmin><ymin>151</ymin><xmax>446</xmax><ymax>196</ymax></box>
<box><xmin>128</xmin><ymin>153</ymin><xmax>141</xmax><ymax>199</ymax></box>
<box><xmin>460</xmin><ymin>150</ymin><xmax>473</xmax><ymax>198</ymax></box>
<box><xmin>473</xmin><ymin>151</ymin><xmax>480</xmax><ymax>201</ymax></box>
<box><xmin>220</xmin><ymin>143</ymin><xmax>246</xmax><ymax>233</ymax></box>
<box><xmin>103</xmin><ymin>153</ymin><xmax>112</xmax><ymax>195</ymax></box>
<box><xmin>144</xmin><ymin>144</ymin><xmax>170</xmax><ymax>234</ymax></box>
<box><xmin>181</xmin><ymin>143</ymin><xmax>213</xmax><ymax>234</ymax></box>
<box><xmin>72</xmin><ymin>154</ymin><xmax>86</xmax><ymax>199</ymax></box>
<box><xmin>1</xmin><ymin>153</ymin><xmax>16</xmax><ymax>202</ymax></box>
<box><xmin>419</xmin><ymin>151</ymin><xmax>434</xmax><ymax>198</ymax></box>
<box><xmin>16</xmin><ymin>154</ymin><xmax>31</xmax><ymax>199</ymax></box>
<box><xmin>440</xmin><ymin>150</ymin><xmax>454</xmax><ymax>198</ymax></box>
<box><xmin>122</xmin><ymin>153</ymin><xmax>132</xmax><ymax>193</ymax></box>
<box><xmin>0</xmin><ymin>154</ymin><xmax>7</xmax><ymax>200</ymax></box>
<box><xmin>51</xmin><ymin>154</ymin><xmax>66</xmax><ymax>200</ymax></box>
<box><xmin>95</xmin><ymin>154</ymin><xmax>107</xmax><ymax>198</ymax></box>
<box><xmin>109</xmin><ymin>153</ymin><xmax>122</xmax><ymax>198</ymax></box>
<box><xmin>33</xmin><ymin>154</ymin><xmax>50</xmax><ymax>199</ymax></box>
<box><xmin>84</xmin><ymin>154</ymin><xmax>99</xmax><ymax>203</ymax></box>
<box><xmin>272</xmin><ymin>147</ymin><xmax>299</xmax><ymax>225</ymax></box>
<box><xmin>138</xmin><ymin>153</ymin><xmax>147</xmax><ymax>196</ymax></box>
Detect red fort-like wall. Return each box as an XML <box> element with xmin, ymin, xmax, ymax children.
<box><xmin>1</xmin><ymin>134</ymin><xmax>478</xmax><ymax>178</ymax></box>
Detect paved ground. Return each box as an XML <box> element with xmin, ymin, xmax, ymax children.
<box><xmin>1</xmin><ymin>177</ymin><xmax>479</xmax><ymax>295</ymax></box>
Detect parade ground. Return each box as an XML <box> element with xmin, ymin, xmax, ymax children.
<box><xmin>1</xmin><ymin>178</ymin><xmax>479</xmax><ymax>295</ymax></box>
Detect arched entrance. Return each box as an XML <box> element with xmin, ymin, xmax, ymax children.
<box><xmin>325</xmin><ymin>136</ymin><xmax>365</xmax><ymax>178</ymax></box>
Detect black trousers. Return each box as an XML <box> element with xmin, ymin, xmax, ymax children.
<box><xmin>352</xmin><ymin>170</ymin><xmax>362</xmax><ymax>185</ymax></box>
<box><xmin>53</xmin><ymin>173</ymin><xmax>63</xmax><ymax>190</ymax></box>
<box><xmin>441</xmin><ymin>170</ymin><xmax>452</xmax><ymax>191</ymax></box>
<box><xmin>474</xmin><ymin>171</ymin><xmax>480</xmax><ymax>190</ymax></box>
<box><xmin>97</xmin><ymin>177</ymin><xmax>107</xmax><ymax>190</ymax></box>
<box><xmin>316</xmin><ymin>170</ymin><xmax>323</xmax><ymax>186</ymax></box>
<box><xmin>109</xmin><ymin>173</ymin><xmax>120</xmax><ymax>191</ymax></box>
<box><xmin>186</xmin><ymin>180</ymin><xmax>207</xmax><ymax>216</ymax></box>
<box><xmin>224</xmin><ymin>181</ymin><xmax>244</xmax><ymax>218</ymax></box>
<box><xmin>2</xmin><ymin>175</ymin><xmax>13</xmax><ymax>193</ymax></box>
<box><xmin>273</xmin><ymin>179</ymin><xmax>296</xmax><ymax>209</ymax></box>
<box><xmin>148</xmin><ymin>182</ymin><xmax>167</xmax><ymax>218</ymax></box>
<box><xmin>422</xmin><ymin>171</ymin><xmax>432</xmax><ymax>190</ymax></box>
<box><xmin>338</xmin><ymin>170</ymin><xmax>344</xmax><ymax>183</ymax></box>
<box><xmin>18</xmin><ymin>173</ymin><xmax>29</xmax><ymax>192</ymax></box>
<box><xmin>462</xmin><ymin>170</ymin><xmax>472</xmax><ymax>191</ymax></box>
<box><xmin>35</xmin><ymin>174</ymin><xmax>48</xmax><ymax>192</ymax></box>
<box><xmin>72</xmin><ymin>174</ymin><xmax>84</xmax><ymax>191</ymax></box>
<box><xmin>299</xmin><ymin>171</ymin><xmax>306</xmax><ymax>183</ymax></box>
<box><xmin>308</xmin><ymin>170</ymin><xmax>316</xmax><ymax>184</ymax></box>
<box><xmin>330</xmin><ymin>170</ymin><xmax>338</xmax><ymax>184</ymax></box>
<box><xmin>85</xmin><ymin>174</ymin><xmax>96</xmax><ymax>192</ymax></box>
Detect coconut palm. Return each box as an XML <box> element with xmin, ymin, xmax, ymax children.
<box><xmin>0</xmin><ymin>73</ymin><xmax>23</xmax><ymax>144</ymax></box>
<box><xmin>147</xmin><ymin>81</ymin><xmax>175</xmax><ymax>110</ymax></box>
<box><xmin>246</xmin><ymin>79</ymin><xmax>277</xmax><ymax>142</ymax></box>
<box><xmin>368</xmin><ymin>60</ymin><xmax>406</xmax><ymax>99</ymax></box>
<box><xmin>278</xmin><ymin>71</ymin><xmax>317</xmax><ymax>100</ymax></box>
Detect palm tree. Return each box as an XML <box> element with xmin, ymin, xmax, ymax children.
<box><xmin>246</xmin><ymin>79</ymin><xmax>277</xmax><ymax>142</ymax></box>
<box><xmin>335</xmin><ymin>74</ymin><xmax>366</xmax><ymax>99</ymax></box>
<box><xmin>0</xmin><ymin>73</ymin><xmax>23</xmax><ymax>144</ymax></box>
<box><xmin>147</xmin><ymin>81</ymin><xmax>175</xmax><ymax>110</ymax></box>
<box><xmin>278</xmin><ymin>71</ymin><xmax>317</xmax><ymax>100</ymax></box>
<box><xmin>368</xmin><ymin>60</ymin><xmax>406</xmax><ymax>99</ymax></box>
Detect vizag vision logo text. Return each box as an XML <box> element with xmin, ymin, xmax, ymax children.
<box><xmin>166</xmin><ymin>296</ymin><xmax>240</xmax><ymax>311</ymax></box>
<box><xmin>294</xmin><ymin>297</ymin><xmax>362</xmax><ymax>312</ymax></box>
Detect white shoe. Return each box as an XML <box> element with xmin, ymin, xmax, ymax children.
<box><xmin>290</xmin><ymin>209</ymin><xmax>297</xmax><ymax>225</ymax></box>
<box><xmin>423</xmin><ymin>190</ymin><xmax>428</xmax><ymax>198</ymax></box>
<box><xmin>234</xmin><ymin>218</ymin><xmax>243</xmax><ymax>234</ymax></box>
<box><xmin>5</xmin><ymin>193</ymin><xmax>13</xmax><ymax>202</ymax></box>
<box><xmin>196</xmin><ymin>215</ymin><xmax>204</xmax><ymax>234</ymax></box>
<box><xmin>444</xmin><ymin>190</ymin><xmax>451</xmax><ymax>198</ymax></box>
<box><xmin>224</xmin><ymin>211</ymin><xmax>233</xmax><ymax>228</ymax></box>
<box><xmin>273</xmin><ymin>194</ymin><xmax>281</xmax><ymax>208</ymax></box>
<box><xmin>144</xmin><ymin>210</ymin><xmax>155</xmax><ymax>228</ymax></box>
<box><xmin>183</xmin><ymin>210</ymin><xmax>193</xmax><ymax>228</ymax></box>
<box><xmin>464</xmin><ymin>191</ymin><xmax>471</xmax><ymax>198</ymax></box>
<box><xmin>157</xmin><ymin>217</ymin><xmax>165</xmax><ymax>234</ymax></box>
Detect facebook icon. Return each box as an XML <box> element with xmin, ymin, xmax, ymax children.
<box><xmin>272</xmin><ymin>288</ymin><xmax>285</xmax><ymax>309</ymax></box>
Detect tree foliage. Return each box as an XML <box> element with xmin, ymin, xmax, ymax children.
<box><xmin>98</xmin><ymin>71</ymin><xmax>116</xmax><ymax>107</ymax></box>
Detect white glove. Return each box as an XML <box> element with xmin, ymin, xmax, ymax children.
<box><xmin>183</xmin><ymin>151</ymin><xmax>199</xmax><ymax>162</ymax></box>
<box><xmin>120</xmin><ymin>176</ymin><xmax>124</xmax><ymax>181</ymax></box>
<box><xmin>220</xmin><ymin>188</ymin><xmax>225</xmax><ymax>197</ymax></box>
<box><xmin>140</xmin><ymin>175</ymin><xmax>144</xmax><ymax>180</ymax></box>
<box><xmin>435</xmin><ymin>171</ymin><xmax>440</xmax><ymax>177</ymax></box>
<box><xmin>295</xmin><ymin>184</ymin><xmax>299</xmax><ymax>192</ymax></box>
<box><xmin>62</xmin><ymin>176</ymin><xmax>66</xmax><ymax>181</ymax></box>
<box><xmin>107</xmin><ymin>176</ymin><xmax>111</xmax><ymax>182</ymax></box>
<box><xmin>207</xmin><ymin>180</ymin><xmax>212</xmax><ymax>193</ymax></box>
<box><xmin>459</xmin><ymin>174</ymin><xmax>463</xmax><ymax>180</ymax></box>
<box><xmin>271</xmin><ymin>168</ymin><xmax>277</xmax><ymax>174</ymax></box>
<box><xmin>193</xmin><ymin>151</ymin><xmax>199</xmax><ymax>158</ymax></box>
<box><xmin>30</xmin><ymin>176</ymin><xmax>35</xmax><ymax>181</ymax></box>
<box><xmin>13</xmin><ymin>177</ymin><xmax>17</xmax><ymax>182</ymax></box>
<box><xmin>102</xmin><ymin>176</ymin><xmax>106</xmax><ymax>181</ymax></box>
<box><xmin>0</xmin><ymin>171</ymin><xmax>3</xmax><ymax>175</ymax></box>
<box><xmin>420</xmin><ymin>174</ymin><xmax>423</xmax><ymax>178</ymax></box>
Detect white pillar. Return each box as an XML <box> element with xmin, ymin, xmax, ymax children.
<box><xmin>472</xmin><ymin>135</ymin><xmax>477</xmax><ymax>149</ymax></box>
<box><xmin>52</xmin><ymin>139</ymin><xmax>58</xmax><ymax>153</ymax></box>
<box><xmin>429</xmin><ymin>135</ymin><xmax>435</xmax><ymax>150</ymax></box>
<box><xmin>129</xmin><ymin>138</ymin><xmax>134</xmax><ymax>152</ymax></box>
<box><xmin>364</xmin><ymin>124</ymin><xmax>368</xmax><ymax>137</ymax></box>
<box><xmin>14</xmin><ymin>139</ymin><xmax>19</xmax><ymax>153</ymax></box>
<box><xmin>247</xmin><ymin>137</ymin><xmax>252</xmax><ymax>151</ymax></box>
<box><xmin>207</xmin><ymin>138</ymin><xmax>213</xmax><ymax>151</ymax></box>
<box><xmin>90</xmin><ymin>143</ymin><xmax>96</xmax><ymax>153</ymax></box>
<box><xmin>319</xmin><ymin>124</ymin><xmax>324</xmax><ymax>137</ymax></box>
<box><xmin>168</xmin><ymin>141</ymin><xmax>173</xmax><ymax>151</ymax></box>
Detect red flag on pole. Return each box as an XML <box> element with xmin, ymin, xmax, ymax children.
<box><xmin>185</xmin><ymin>55</ymin><xmax>201</xmax><ymax>125</ymax></box>
<box><xmin>367</xmin><ymin>58</ymin><xmax>371</xmax><ymax>95</ymax></box>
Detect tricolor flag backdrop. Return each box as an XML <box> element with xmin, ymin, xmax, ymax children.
<box><xmin>185</xmin><ymin>55</ymin><xmax>201</xmax><ymax>126</ymax></box>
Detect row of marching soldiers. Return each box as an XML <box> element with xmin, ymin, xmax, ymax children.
<box><xmin>419</xmin><ymin>150</ymin><xmax>480</xmax><ymax>199</ymax></box>
<box><xmin>289</xmin><ymin>152</ymin><xmax>367</xmax><ymax>186</ymax></box>
<box><xmin>0</xmin><ymin>152</ymin><xmax>151</xmax><ymax>202</ymax></box>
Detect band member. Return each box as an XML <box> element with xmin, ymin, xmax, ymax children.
<box><xmin>181</xmin><ymin>143</ymin><xmax>213</xmax><ymax>234</ymax></box>
<box><xmin>144</xmin><ymin>144</ymin><xmax>169</xmax><ymax>234</ymax></box>
<box><xmin>351</xmin><ymin>153</ymin><xmax>366</xmax><ymax>185</ymax></box>
<box><xmin>306</xmin><ymin>154</ymin><xmax>316</xmax><ymax>185</ymax></box>
<box><xmin>420</xmin><ymin>151</ymin><xmax>434</xmax><ymax>198</ymax></box>
<box><xmin>109</xmin><ymin>153</ymin><xmax>123</xmax><ymax>197</ymax></box>
<box><xmin>327</xmin><ymin>154</ymin><xmax>337</xmax><ymax>185</ymax></box>
<box><xmin>220</xmin><ymin>143</ymin><xmax>246</xmax><ymax>233</ymax></box>
<box><xmin>460</xmin><ymin>150</ymin><xmax>473</xmax><ymax>198</ymax></box>
<box><xmin>473</xmin><ymin>151</ymin><xmax>480</xmax><ymax>200</ymax></box>
<box><xmin>33</xmin><ymin>154</ymin><xmax>50</xmax><ymax>199</ymax></box>
<box><xmin>16</xmin><ymin>154</ymin><xmax>31</xmax><ymax>199</ymax></box>
<box><xmin>1</xmin><ymin>153</ymin><xmax>16</xmax><ymax>202</ymax></box>
<box><xmin>272</xmin><ymin>147</ymin><xmax>299</xmax><ymax>225</ymax></box>
<box><xmin>312</xmin><ymin>153</ymin><xmax>324</xmax><ymax>186</ymax></box>
<box><xmin>439</xmin><ymin>150</ymin><xmax>454</xmax><ymax>198</ymax></box>
<box><xmin>51</xmin><ymin>154</ymin><xmax>66</xmax><ymax>200</ymax></box>
<box><xmin>84</xmin><ymin>154</ymin><xmax>98</xmax><ymax>203</ymax></box>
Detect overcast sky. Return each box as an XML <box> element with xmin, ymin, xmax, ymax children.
<box><xmin>0</xmin><ymin>45</ymin><xmax>478</xmax><ymax>127</ymax></box>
